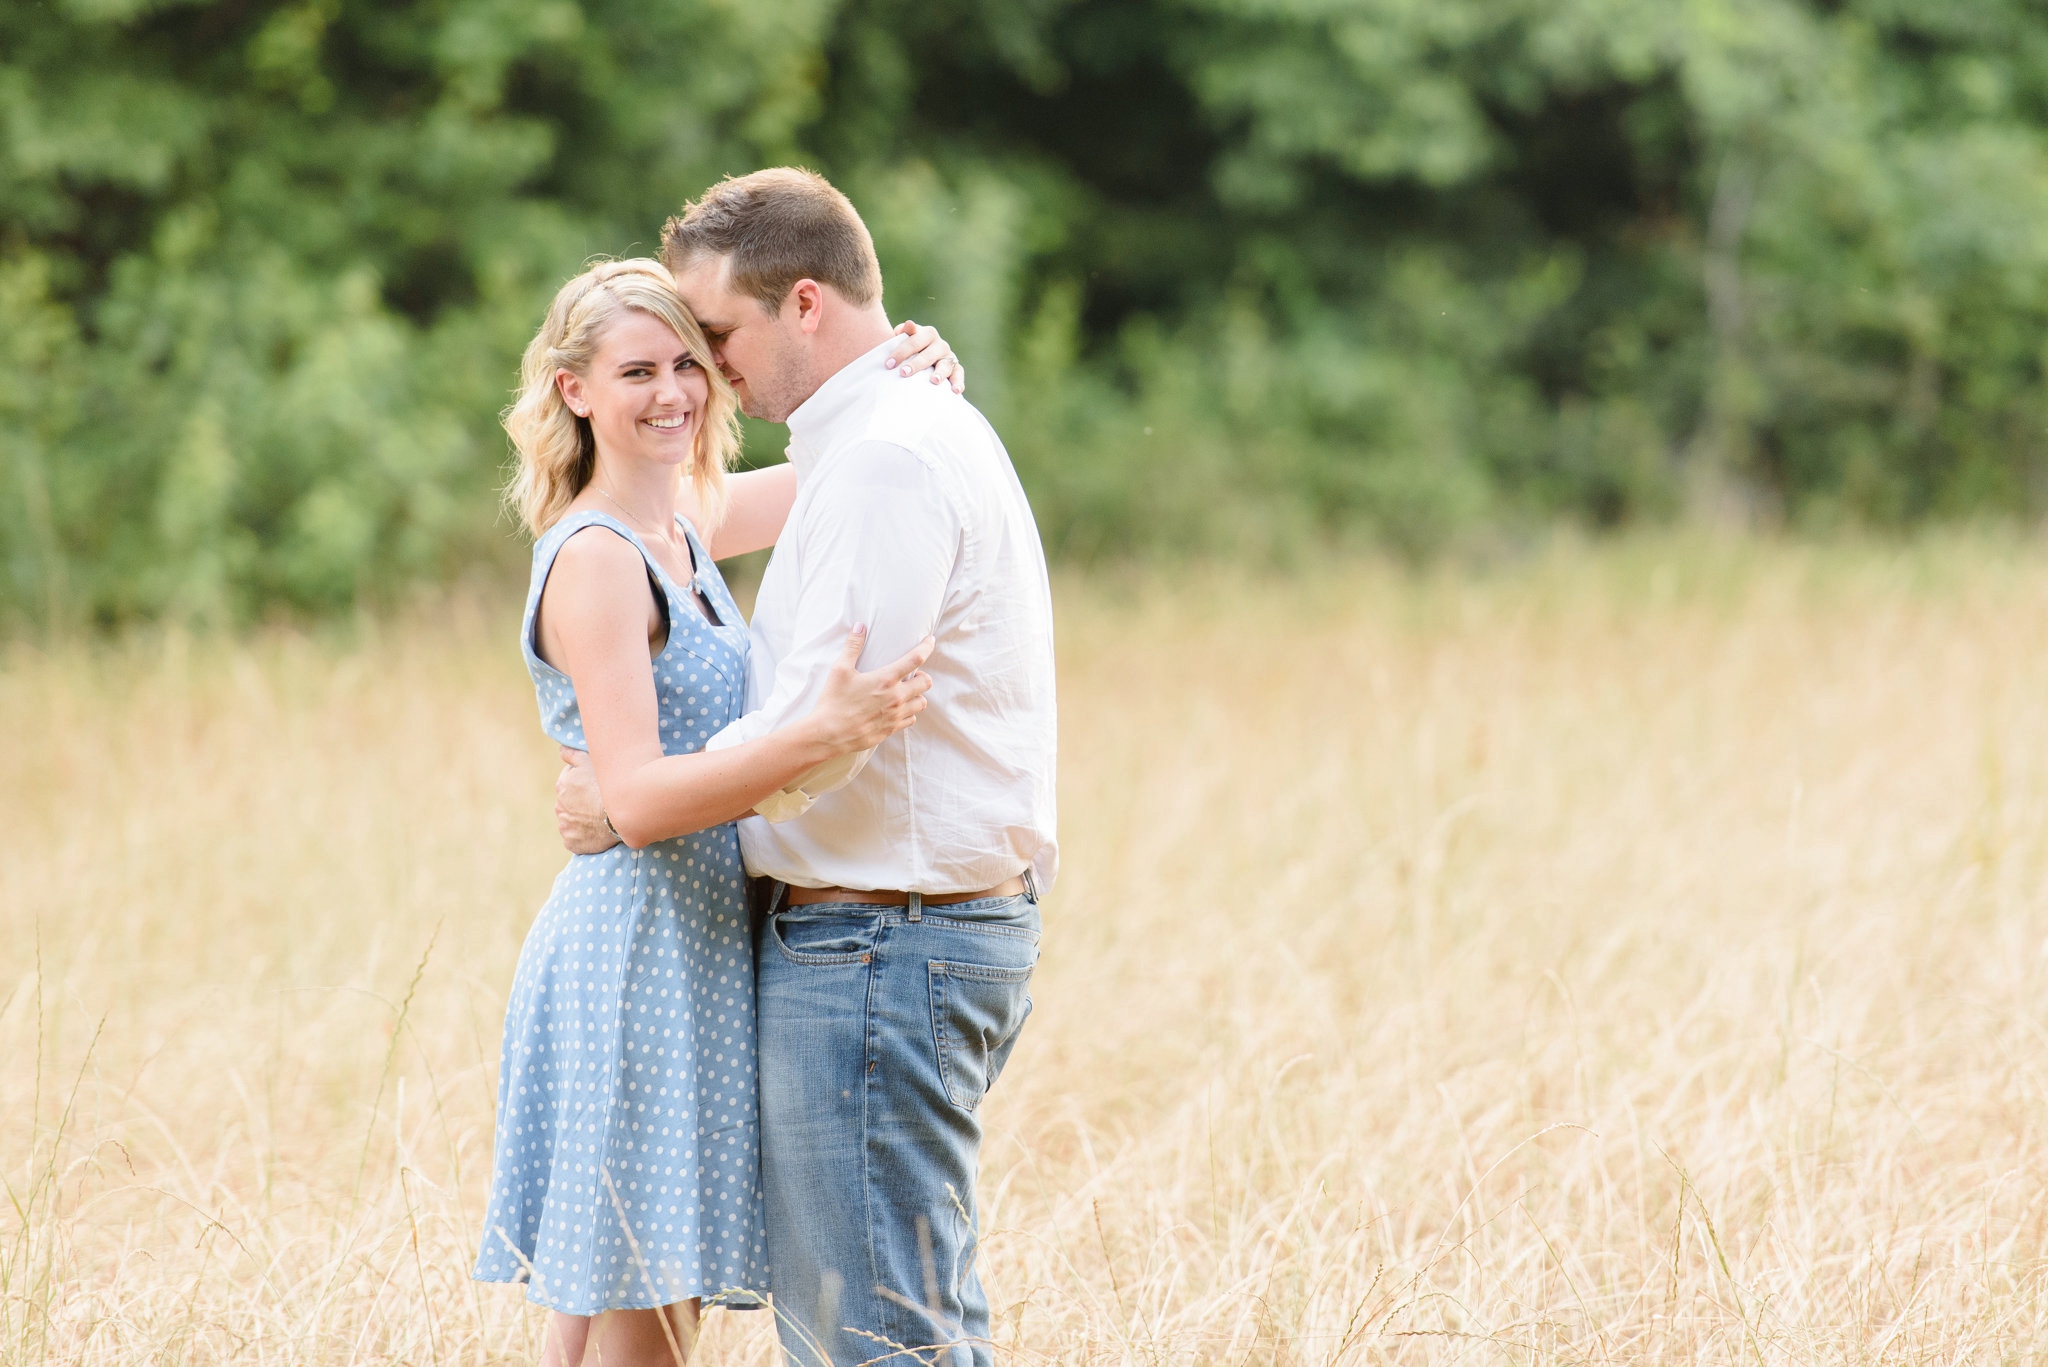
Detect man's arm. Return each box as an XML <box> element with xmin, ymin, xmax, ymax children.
<box><xmin>706</xmin><ymin>441</ymin><xmax>958</xmax><ymax>818</ymax></box>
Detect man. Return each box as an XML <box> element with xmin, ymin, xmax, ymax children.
<box><xmin>556</xmin><ymin>167</ymin><xmax>1057</xmax><ymax>1367</ymax></box>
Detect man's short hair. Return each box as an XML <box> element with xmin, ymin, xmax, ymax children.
<box><xmin>661</xmin><ymin>168</ymin><xmax>884</xmax><ymax>312</ymax></box>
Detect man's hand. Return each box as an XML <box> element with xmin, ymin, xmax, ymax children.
<box><xmin>556</xmin><ymin>746</ymin><xmax>621</xmax><ymax>855</ymax></box>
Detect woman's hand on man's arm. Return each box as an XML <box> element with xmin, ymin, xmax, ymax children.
<box><xmin>553</xmin><ymin>628</ymin><xmax>934</xmax><ymax>854</ymax></box>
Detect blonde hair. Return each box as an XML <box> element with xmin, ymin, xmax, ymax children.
<box><xmin>504</xmin><ymin>258</ymin><xmax>739</xmax><ymax>538</ymax></box>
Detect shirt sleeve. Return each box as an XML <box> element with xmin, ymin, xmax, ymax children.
<box><xmin>704</xmin><ymin>440</ymin><xmax>959</xmax><ymax>819</ymax></box>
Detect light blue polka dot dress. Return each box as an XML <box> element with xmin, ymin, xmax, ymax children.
<box><xmin>474</xmin><ymin>510</ymin><xmax>768</xmax><ymax>1314</ymax></box>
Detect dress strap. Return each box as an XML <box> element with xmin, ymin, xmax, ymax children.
<box><xmin>673</xmin><ymin>514</ymin><xmax>717</xmax><ymax>583</ymax></box>
<box><xmin>673</xmin><ymin>514</ymin><xmax>739</xmax><ymax>627</ymax></box>
<box><xmin>522</xmin><ymin>511</ymin><xmax>684</xmax><ymax>673</ymax></box>
<box><xmin>551</xmin><ymin>510</ymin><xmax>698</xmax><ymax>602</ymax></box>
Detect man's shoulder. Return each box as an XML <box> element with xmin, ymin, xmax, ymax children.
<box><xmin>799</xmin><ymin>381</ymin><xmax>1012</xmax><ymax>534</ymax></box>
<box><xmin>818</xmin><ymin>385</ymin><xmax>986</xmax><ymax>483</ymax></box>
<box><xmin>861</xmin><ymin>374</ymin><xmax>993</xmax><ymax>455</ymax></box>
<box><xmin>816</xmin><ymin>437</ymin><xmax>941</xmax><ymax>495</ymax></box>
<box><xmin>799</xmin><ymin>424</ymin><xmax>954</xmax><ymax>531</ymax></box>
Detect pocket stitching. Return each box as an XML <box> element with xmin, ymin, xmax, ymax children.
<box><xmin>928</xmin><ymin>958</ymin><xmax>1034</xmax><ymax>1111</ymax></box>
<box><xmin>770</xmin><ymin>914</ymin><xmax>870</xmax><ymax>967</ymax></box>
<box><xmin>919</xmin><ymin>915</ymin><xmax>1040</xmax><ymax>943</ymax></box>
<box><xmin>932</xmin><ymin>958</ymin><xmax>1033</xmax><ymax>983</ymax></box>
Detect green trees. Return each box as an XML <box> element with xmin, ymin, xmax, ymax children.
<box><xmin>7</xmin><ymin>0</ymin><xmax>2048</xmax><ymax>622</ymax></box>
<box><xmin>844</xmin><ymin>0</ymin><xmax>2048</xmax><ymax>552</ymax></box>
<box><xmin>2</xmin><ymin>0</ymin><xmax>831</xmax><ymax>620</ymax></box>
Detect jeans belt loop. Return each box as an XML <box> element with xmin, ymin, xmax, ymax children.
<box><xmin>906</xmin><ymin>891</ymin><xmax>922</xmax><ymax>922</ymax></box>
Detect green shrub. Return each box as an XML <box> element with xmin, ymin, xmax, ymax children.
<box><xmin>10</xmin><ymin>0</ymin><xmax>2048</xmax><ymax>623</ymax></box>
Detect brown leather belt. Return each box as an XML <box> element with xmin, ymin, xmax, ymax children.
<box><xmin>784</xmin><ymin>876</ymin><xmax>1028</xmax><ymax>907</ymax></box>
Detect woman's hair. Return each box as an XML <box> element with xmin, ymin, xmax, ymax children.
<box><xmin>503</xmin><ymin>258</ymin><xmax>739</xmax><ymax>538</ymax></box>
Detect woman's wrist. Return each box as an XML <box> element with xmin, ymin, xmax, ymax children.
<box><xmin>784</xmin><ymin>714</ymin><xmax>844</xmax><ymax>770</ymax></box>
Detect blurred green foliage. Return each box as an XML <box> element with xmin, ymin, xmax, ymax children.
<box><xmin>7</xmin><ymin>0</ymin><xmax>2048</xmax><ymax>621</ymax></box>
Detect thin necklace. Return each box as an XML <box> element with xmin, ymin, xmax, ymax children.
<box><xmin>594</xmin><ymin>482</ymin><xmax>667</xmax><ymax>537</ymax></box>
<box><xmin>594</xmin><ymin>482</ymin><xmax>696</xmax><ymax>584</ymax></box>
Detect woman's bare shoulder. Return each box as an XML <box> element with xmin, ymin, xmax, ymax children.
<box><xmin>550</xmin><ymin>517</ymin><xmax>644</xmax><ymax>578</ymax></box>
<box><xmin>542</xmin><ymin>519</ymin><xmax>653</xmax><ymax>627</ymax></box>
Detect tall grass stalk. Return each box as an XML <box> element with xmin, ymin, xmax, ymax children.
<box><xmin>3</xmin><ymin>533</ymin><xmax>2047</xmax><ymax>1363</ymax></box>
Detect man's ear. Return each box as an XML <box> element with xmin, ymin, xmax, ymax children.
<box><xmin>789</xmin><ymin>278</ymin><xmax>826</xmax><ymax>336</ymax></box>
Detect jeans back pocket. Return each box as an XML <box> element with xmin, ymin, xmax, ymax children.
<box><xmin>928</xmin><ymin>959</ymin><xmax>1034</xmax><ymax>1111</ymax></box>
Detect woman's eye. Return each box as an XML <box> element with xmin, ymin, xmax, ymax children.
<box><xmin>677</xmin><ymin>358</ymin><xmax>697</xmax><ymax>371</ymax></box>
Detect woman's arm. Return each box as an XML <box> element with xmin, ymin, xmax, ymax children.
<box><xmin>701</xmin><ymin>464</ymin><xmax>798</xmax><ymax>561</ymax></box>
<box><xmin>696</xmin><ymin>320</ymin><xmax>967</xmax><ymax>560</ymax></box>
<box><xmin>539</xmin><ymin>527</ymin><xmax>930</xmax><ymax>848</ymax></box>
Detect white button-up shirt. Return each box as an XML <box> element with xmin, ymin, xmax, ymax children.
<box><xmin>704</xmin><ymin>337</ymin><xmax>1059</xmax><ymax>895</ymax></box>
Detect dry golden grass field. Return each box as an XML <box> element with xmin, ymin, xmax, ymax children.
<box><xmin>5</xmin><ymin>535</ymin><xmax>2048</xmax><ymax>1366</ymax></box>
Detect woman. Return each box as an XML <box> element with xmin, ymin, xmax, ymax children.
<box><xmin>473</xmin><ymin>258</ymin><xmax>964</xmax><ymax>1365</ymax></box>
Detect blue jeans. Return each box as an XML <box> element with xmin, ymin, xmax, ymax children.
<box><xmin>757</xmin><ymin>892</ymin><xmax>1039</xmax><ymax>1367</ymax></box>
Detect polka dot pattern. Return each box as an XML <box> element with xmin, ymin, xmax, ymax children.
<box><xmin>474</xmin><ymin>511</ymin><xmax>767</xmax><ymax>1315</ymax></box>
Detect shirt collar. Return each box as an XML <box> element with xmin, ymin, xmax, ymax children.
<box><xmin>784</xmin><ymin>336</ymin><xmax>901</xmax><ymax>476</ymax></box>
